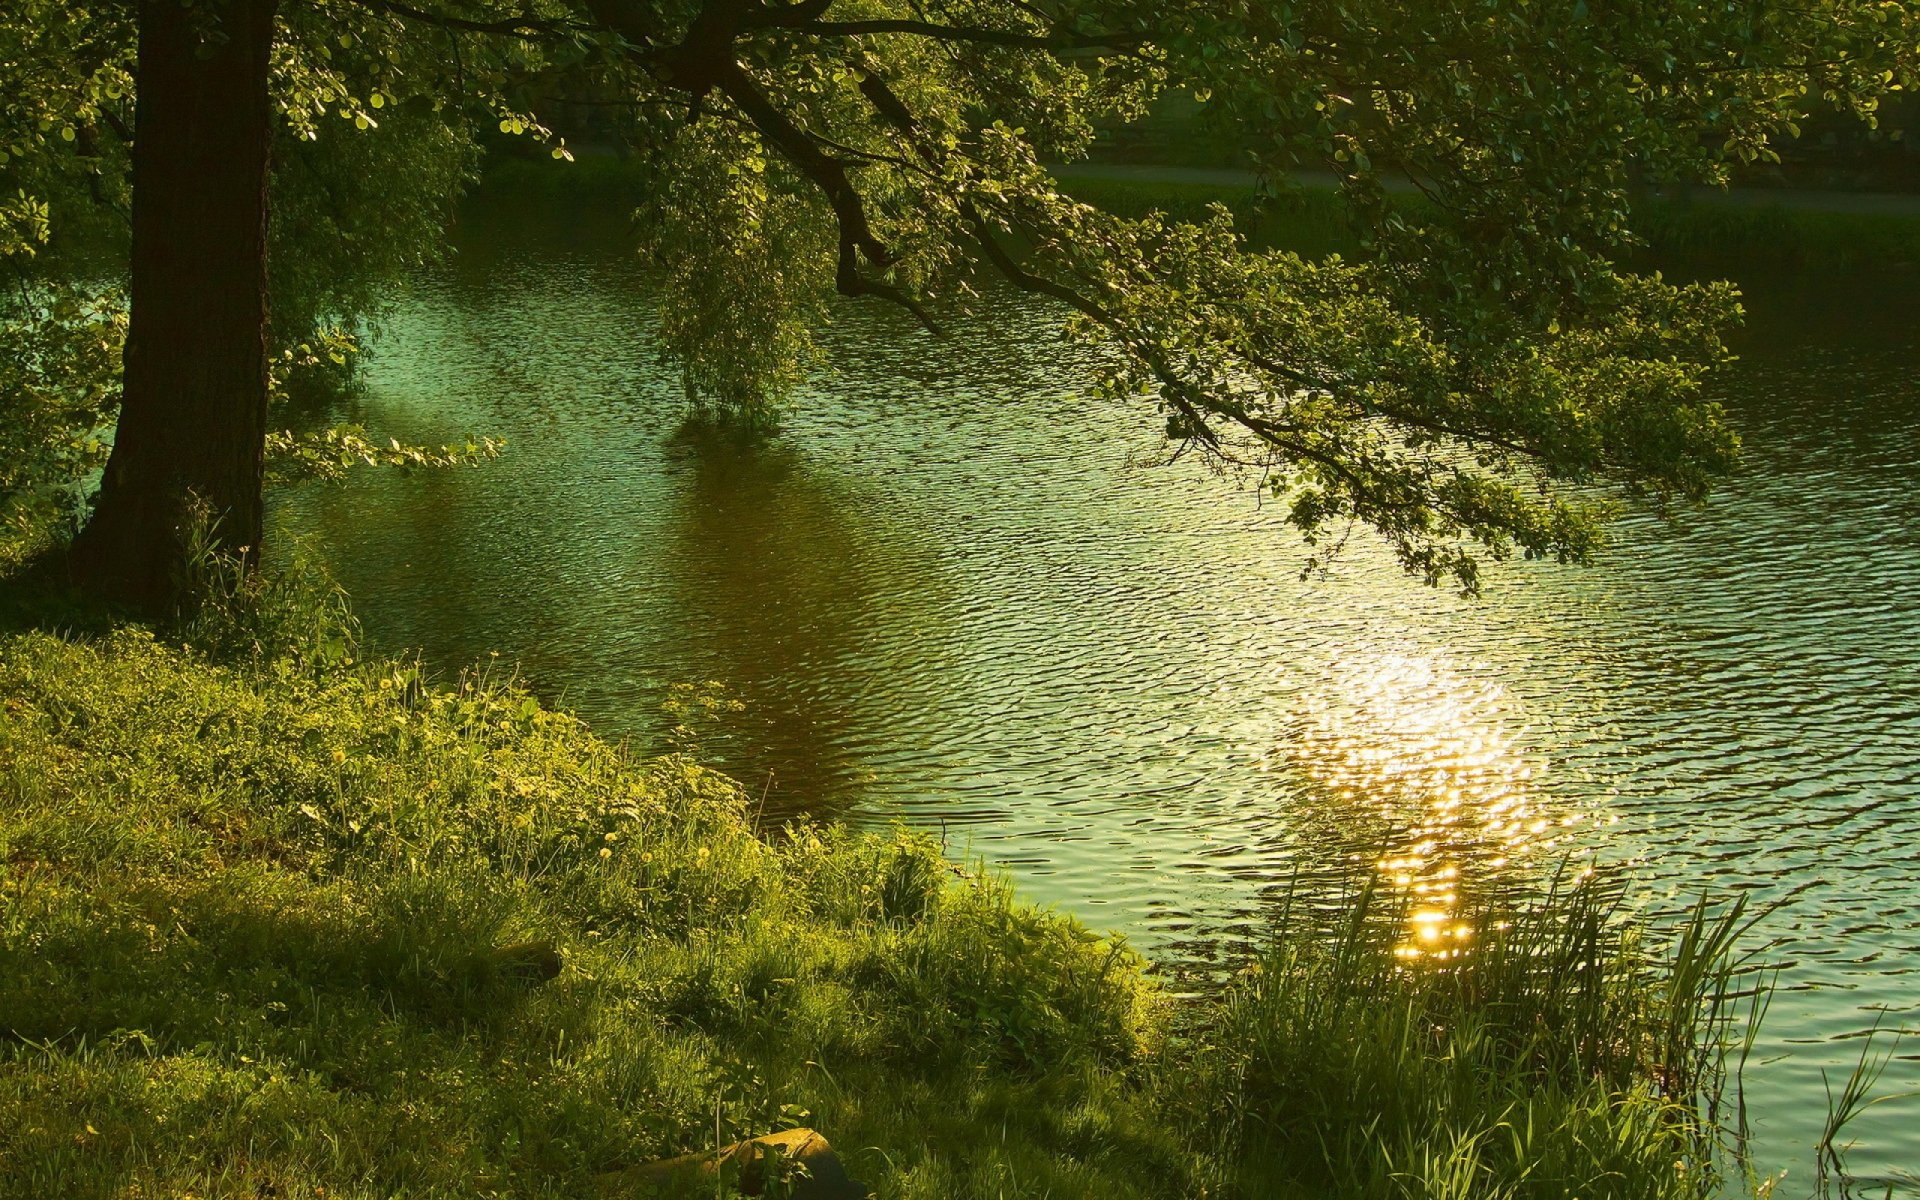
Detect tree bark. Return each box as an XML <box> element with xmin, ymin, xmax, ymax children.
<box><xmin>70</xmin><ymin>0</ymin><xmax>278</xmax><ymax>611</ymax></box>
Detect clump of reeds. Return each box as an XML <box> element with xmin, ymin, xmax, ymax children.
<box><xmin>1169</xmin><ymin>870</ymin><xmax>1766</xmax><ymax>1200</ymax></box>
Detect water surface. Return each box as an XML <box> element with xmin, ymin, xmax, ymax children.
<box><xmin>274</xmin><ymin>208</ymin><xmax>1920</xmax><ymax>1188</ymax></box>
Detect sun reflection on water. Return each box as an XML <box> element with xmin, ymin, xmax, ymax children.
<box><xmin>1282</xmin><ymin>652</ymin><xmax>1596</xmax><ymax>957</ymax></box>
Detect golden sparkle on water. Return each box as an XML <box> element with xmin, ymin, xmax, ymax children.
<box><xmin>1284</xmin><ymin>652</ymin><xmax>1594</xmax><ymax>958</ymax></box>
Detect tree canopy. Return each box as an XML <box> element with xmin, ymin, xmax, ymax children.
<box><xmin>3</xmin><ymin>0</ymin><xmax>1915</xmax><ymax>592</ymax></box>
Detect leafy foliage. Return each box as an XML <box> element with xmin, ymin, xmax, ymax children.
<box><xmin>241</xmin><ymin>0</ymin><xmax>1912</xmax><ymax>587</ymax></box>
<box><xmin>0</xmin><ymin>279</ymin><xmax>122</xmax><ymax>566</ymax></box>
<box><xmin>265</xmin><ymin>425</ymin><xmax>505</xmax><ymax>486</ymax></box>
<box><xmin>5</xmin><ymin>0</ymin><xmax>1917</xmax><ymax>590</ymax></box>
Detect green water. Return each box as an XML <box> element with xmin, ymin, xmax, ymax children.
<box><xmin>274</xmin><ymin>204</ymin><xmax>1920</xmax><ymax>1188</ymax></box>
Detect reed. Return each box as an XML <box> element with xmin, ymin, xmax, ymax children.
<box><xmin>1170</xmin><ymin>872</ymin><xmax>1769</xmax><ymax>1199</ymax></box>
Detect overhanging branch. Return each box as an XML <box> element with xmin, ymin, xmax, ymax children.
<box><xmin>786</xmin><ymin>17</ymin><xmax>1142</xmax><ymax>52</ymax></box>
<box><xmin>716</xmin><ymin>60</ymin><xmax>940</xmax><ymax>331</ymax></box>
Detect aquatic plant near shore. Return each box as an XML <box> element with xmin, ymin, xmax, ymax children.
<box><xmin>1168</xmin><ymin>873</ymin><xmax>1769</xmax><ymax>1199</ymax></box>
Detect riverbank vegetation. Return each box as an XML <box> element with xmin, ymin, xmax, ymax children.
<box><xmin>476</xmin><ymin>154</ymin><xmax>1920</xmax><ymax>278</ymax></box>
<box><xmin>0</xmin><ymin>556</ymin><xmax>1771</xmax><ymax>1199</ymax></box>
<box><xmin>1048</xmin><ymin>174</ymin><xmax>1920</xmax><ymax>270</ymax></box>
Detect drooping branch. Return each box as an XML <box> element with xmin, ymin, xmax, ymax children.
<box><xmin>785</xmin><ymin>17</ymin><xmax>1142</xmax><ymax>52</ymax></box>
<box><xmin>831</xmin><ymin>55</ymin><xmax>1392</xmax><ymax>474</ymax></box>
<box><xmin>562</xmin><ymin>0</ymin><xmax>1154</xmax><ymax>333</ymax></box>
<box><xmin>835</xmin><ymin>62</ymin><xmax>1280</xmax><ymax>443</ymax></box>
<box><xmin>961</xmin><ymin>198</ymin><xmax>1528</xmax><ymax>527</ymax></box>
<box><xmin>715</xmin><ymin>59</ymin><xmax>940</xmax><ymax>329</ymax></box>
<box><xmin>962</xmin><ymin>206</ymin><xmax>1225</xmax><ymax>448</ymax></box>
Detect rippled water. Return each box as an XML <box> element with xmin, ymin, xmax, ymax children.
<box><xmin>274</xmin><ymin>207</ymin><xmax>1920</xmax><ymax>1187</ymax></box>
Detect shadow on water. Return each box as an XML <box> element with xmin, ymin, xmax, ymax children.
<box><xmin>650</xmin><ymin>425</ymin><xmax>953</xmax><ymax>818</ymax></box>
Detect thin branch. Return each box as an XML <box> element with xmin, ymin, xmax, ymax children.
<box><xmin>791</xmin><ymin>18</ymin><xmax>1139</xmax><ymax>52</ymax></box>
<box><xmin>717</xmin><ymin>60</ymin><xmax>941</xmax><ymax>331</ymax></box>
<box><xmin>352</xmin><ymin>0</ymin><xmax>589</xmax><ymax>37</ymax></box>
<box><xmin>802</xmin><ymin>127</ymin><xmax>928</xmax><ymax>172</ymax></box>
<box><xmin>964</xmin><ymin>206</ymin><xmax>1222</xmax><ymax>448</ymax></box>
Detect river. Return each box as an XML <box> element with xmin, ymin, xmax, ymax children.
<box><xmin>272</xmin><ymin>201</ymin><xmax>1920</xmax><ymax>1189</ymax></box>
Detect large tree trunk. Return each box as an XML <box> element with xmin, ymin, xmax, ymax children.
<box><xmin>70</xmin><ymin>0</ymin><xmax>278</xmax><ymax>611</ymax></box>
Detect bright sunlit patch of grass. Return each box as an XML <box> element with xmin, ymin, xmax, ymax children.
<box><xmin>0</xmin><ymin>598</ymin><xmax>1167</xmax><ymax>1197</ymax></box>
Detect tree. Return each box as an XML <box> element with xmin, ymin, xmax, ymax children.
<box><xmin>66</xmin><ymin>0</ymin><xmax>279</xmax><ymax>608</ymax></box>
<box><xmin>2</xmin><ymin>1</ymin><xmax>491</xmax><ymax>598</ymax></box>
<box><xmin>7</xmin><ymin>0</ymin><xmax>1916</xmax><ymax>604</ymax></box>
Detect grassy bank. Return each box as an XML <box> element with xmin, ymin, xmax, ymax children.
<box><xmin>0</xmin><ymin>560</ymin><xmax>1764</xmax><ymax>1198</ymax></box>
<box><xmin>1631</xmin><ymin>198</ymin><xmax>1920</xmax><ymax>269</ymax></box>
<box><xmin>1055</xmin><ymin>174</ymin><xmax>1920</xmax><ymax>269</ymax></box>
<box><xmin>477</xmin><ymin>153</ymin><xmax>1920</xmax><ymax>267</ymax></box>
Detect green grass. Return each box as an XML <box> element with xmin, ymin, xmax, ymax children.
<box><xmin>0</xmin><ymin>577</ymin><xmax>1175</xmax><ymax>1198</ymax></box>
<box><xmin>1055</xmin><ymin>172</ymin><xmax>1920</xmax><ymax>268</ymax></box>
<box><xmin>1632</xmin><ymin>199</ymin><xmax>1920</xmax><ymax>269</ymax></box>
<box><xmin>0</xmin><ymin>554</ymin><xmax>1774</xmax><ymax>1198</ymax></box>
<box><xmin>1173</xmin><ymin>878</ymin><xmax>1763</xmax><ymax>1199</ymax></box>
<box><xmin>478</xmin><ymin>150</ymin><xmax>1920</xmax><ymax>268</ymax></box>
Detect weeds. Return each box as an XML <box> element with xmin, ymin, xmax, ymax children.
<box><xmin>171</xmin><ymin>513</ymin><xmax>361</xmax><ymax>672</ymax></box>
<box><xmin>1815</xmin><ymin>1023</ymin><xmax>1913</xmax><ymax>1197</ymax></box>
